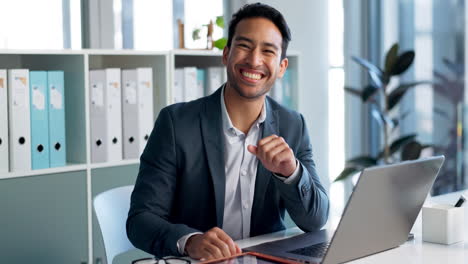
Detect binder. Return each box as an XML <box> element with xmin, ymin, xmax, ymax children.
<box><xmin>197</xmin><ymin>68</ymin><xmax>206</xmax><ymax>97</ymax></box>
<box><xmin>47</xmin><ymin>71</ymin><xmax>66</xmax><ymax>167</ymax></box>
<box><xmin>90</xmin><ymin>70</ymin><xmax>107</xmax><ymax>163</ymax></box>
<box><xmin>135</xmin><ymin>68</ymin><xmax>153</xmax><ymax>156</ymax></box>
<box><xmin>122</xmin><ymin>68</ymin><xmax>154</xmax><ymax>159</ymax></box>
<box><xmin>8</xmin><ymin>69</ymin><xmax>31</xmax><ymax>171</ymax></box>
<box><xmin>0</xmin><ymin>70</ymin><xmax>8</xmax><ymax>173</ymax></box>
<box><xmin>183</xmin><ymin>67</ymin><xmax>198</xmax><ymax>102</ymax></box>
<box><xmin>173</xmin><ymin>68</ymin><xmax>184</xmax><ymax>103</ymax></box>
<box><xmin>122</xmin><ymin>69</ymin><xmax>138</xmax><ymax>159</ymax></box>
<box><xmin>29</xmin><ymin>71</ymin><xmax>50</xmax><ymax>170</ymax></box>
<box><xmin>206</xmin><ymin>67</ymin><xmax>224</xmax><ymax>95</ymax></box>
<box><xmin>89</xmin><ymin>69</ymin><xmax>122</xmax><ymax>163</ymax></box>
<box><xmin>105</xmin><ymin>68</ymin><xmax>122</xmax><ymax>162</ymax></box>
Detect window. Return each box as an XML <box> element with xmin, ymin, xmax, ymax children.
<box><xmin>328</xmin><ymin>0</ymin><xmax>345</xmax><ymax>210</ymax></box>
<box><xmin>133</xmin><ymin>0</ymin><xmax>173</xmax><ymax>50</ymax></box>
<box><xmin>0</xmin><ymin>0</ymin><xmax>81</xmax><ymax>49</ymax></box>
<box><xmin>382</xmin><ymin>0</ymin><xmax>466</xmax><ymax>195</ymax></box>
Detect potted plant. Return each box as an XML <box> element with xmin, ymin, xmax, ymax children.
<box><xmin>335</xmin><ymin>43</ymin><xmax>432</xmax><ymax>182</ymax></box>
<box><xmin>192</xmin><ymin>16</ymin><xmax>227</xmax><ymax>50</ymax></box>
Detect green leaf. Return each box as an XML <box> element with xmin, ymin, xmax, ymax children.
<box><xmin>346</xmin><ymin>156</ymin><xmax>378</xmax><ymax>167</ymax></box>
<box><xmin>334</xmin><ymin>167</ymin><xmax>362</xmax><ymax>182</ymax></box>
<box><xmin>352</xmin><ymin>56</ymin><xmax>383</xmax><ymax>76</ymax></box>
<box><xmin>215</xmin><ymin>16</ymin><xmax>224</xmax><ymax>28</ymax></box>
<box><xmin>442</xmin><ymin>57</ymin><xmax>464</xmax><ymax>77</ymax></box>
<box><xmin>391</xmin><ymin>118</ymin><xmax>399</xmax><ymax>129</ymax></box>
<box><xmin>387</xmin><ymin>81</ymin><xmax>431</xmax><ymax>111</ymax></box>
<box><xmin>401</xmin><ymin>141</ymin><xmax>422</xmax><ymax>160</ymax></box>
<box><xmin>213</xmin><ymin>38</ymin><xmax>227</xmax><ymax>50</ymax></box>
<box><xmin>371</xmin><ymin>108</ymin><xmax>385</xmax><ymax>127</ymax></box>
<box><xmin>352</xmin><ymin>56</ymin><xmax>384</xmax><ymax>88</ymax></box>
<box><xmin>344</xmin><ymin>86</ymin><xmax>362</xmax><ymax>98</ymax></box>
<box><xmin>362</xmin><ymin>85</ymin><xmax>379</xmax><ymax>102</ymax></box>
<box><xmin>384</xmin><ymin>43</ymin><xmax>399</xmax><ymax>75</ymax></box>
<box><xmin>391</xmin><ymin>51</ymin><xmax>415</xmax><ymax>75</ymax></box>
<box><xmin>378</xmin><ymin>134</ymin><xmax>418</xmax><ymax>159</ymax></box>
<box><xmin>433</xmin><ymin>70</ymin><xmax>450</xmax><ymax>83</ymax></box>
<box><xmin>192</xmin><ymin>28</ymin><xmax>201</xmax><ymax>41</ymax></box>
<box><xmin>368</xmin><ymin>71</ymin><xmax>383</xmax><ymax>88</ymax></box>
<box><xmin>390</xmin><ymin>134</ymin><xmax>417</xmax><ymax>155</ymax></box>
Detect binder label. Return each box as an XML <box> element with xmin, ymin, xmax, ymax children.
<box><xmin>124</xmin><ymin>81</ymin><xmax>137</xmax><ymax>104</ymax></box>
<box><xmin>0</xmin><ymin>78</ymin><xmax>4</xmax><ymax>88</ymax></box>
<box><xmin>91</xmin><ymin>83</ymin><xmax>104</xmax><ymax>106</ymax></box>
<box><xmin>32</xmin><ymin>88</ymin><xmax>45</xmax><ymax>110</ymax></box>
<box><xmin>13</xmin><ymin>80</ymin><xmax>27</xmax><ymax>107</ymax></box>
<box><xmin>50</xmin><ymin>86</ymin><xmax>63</xmax><ymax>109</ymax></box>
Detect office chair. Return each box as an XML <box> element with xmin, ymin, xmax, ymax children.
<box><xmin>93</xmin><ymin>185</ymin><xmax>135</xmax><ymax>264</ymax></box>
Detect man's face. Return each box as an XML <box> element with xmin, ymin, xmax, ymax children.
<box><xmin>223</xmin><ymin>17</ymin><xmax>288</xmax><ymax>100</ymax></box>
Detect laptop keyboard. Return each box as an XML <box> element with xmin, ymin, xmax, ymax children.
<box><xmin>287</xmin><ymin>241</ymin><xmax>331</xmax><ymax>258</ymax></box>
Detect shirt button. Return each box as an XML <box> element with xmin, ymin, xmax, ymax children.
<box><xmin>243</xmin><ymin>203</ymin><xmax>249</xmax><ymax>209</ymax></box>
<box><xmin>241</xmin><ymin>169</ymin><xmax>247</xmax><ymax>176</ymax></box>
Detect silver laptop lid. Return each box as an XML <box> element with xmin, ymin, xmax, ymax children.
<box><xmin>323</xmin><ymin>156</ymin><xmax>445</xmax><ymax>264</ymax></box>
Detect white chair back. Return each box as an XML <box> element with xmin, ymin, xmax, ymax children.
<box><xmin>93</xmin><ymin>185</ymin><xmax>135</xmax><ymax>264</ymax></box>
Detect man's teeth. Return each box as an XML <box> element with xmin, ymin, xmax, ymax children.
<box><xmin>242</xmin><ymin>71</ymin><xmax>262</xmax><ymax>80</ymax></box>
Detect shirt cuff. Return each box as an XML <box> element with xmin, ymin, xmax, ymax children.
<box><xmin>273</xmin><ymin>160</ymin><xmax>302</xmax><ymax>184</ymax></box>
<box><xmin>177</xmin><ymin>232</ymin><xmax>203</xmax><ymax>255</ymax></box>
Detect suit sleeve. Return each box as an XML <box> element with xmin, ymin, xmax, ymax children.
<box><xmin>272</xmin><ymin>114</ymin><xmax>330</xmax><ymax>231</ymax></box>
<box><xmin>126</xmin><ymin>107</ymin><xmax>199</xmax><ymax>257</ymax></box>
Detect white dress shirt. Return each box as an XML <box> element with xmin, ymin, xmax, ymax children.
<box><xmin>177</xmin><ymin>86</ymin><xmax>301</xmax><ymax>254</ymax></box>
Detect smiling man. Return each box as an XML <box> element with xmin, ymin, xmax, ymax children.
<box><xmin>127</xmin><ymin>2</ymin><xmax>329</xmax><ymax>261</ymax></box>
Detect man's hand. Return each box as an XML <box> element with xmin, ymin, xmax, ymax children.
<box><xmin>185</xmin><ymin>227</ymin><xmax>242</xmax><ymax>260</ymax></box>
<box><xmin>247</xmin><ymin>135</ymin><xmax>296</xmax><ymax>177</ymax></box>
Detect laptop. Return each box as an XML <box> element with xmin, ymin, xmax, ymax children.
<box><xmin>245</xmin><ymin>156</ymin><xmax>445</xmax><ymax>264</ymax></box>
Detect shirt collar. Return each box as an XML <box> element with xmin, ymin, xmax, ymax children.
<box><xmin>220</xmin><ymin>85</ymin><xmax>267</xmax><ymax>137</ymax></box>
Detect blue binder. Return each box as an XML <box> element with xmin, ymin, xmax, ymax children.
<box><xmin>29</xmin><ymin>71</ymin><xmax>50</xmax><ymax>170</ymax></box>
<box><xmin>47</xmin><ymin>71</ymin><xmax>66</xmax><ymax>168</ymax></box>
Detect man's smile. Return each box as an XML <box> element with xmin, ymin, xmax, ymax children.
<box><xmin>239</xmin><ymin>68</ymin><xmax>266</xmax><ymax>83</ymax></box>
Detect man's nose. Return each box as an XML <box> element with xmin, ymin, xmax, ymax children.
<box><xmin>245</xmin><ymin>49</ymin><xmax>263</xmax><ymax>67</ymax></box>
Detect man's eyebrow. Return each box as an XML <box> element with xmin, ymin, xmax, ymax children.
<box><xmin>263</xmin><ymin>42</ymin><xmax>279</xmax><ymax>51</ymax></box>
<box><xmin>234</xmin><ymin>36</ymin><xmax>254</xmax><ymax>44</ymax></box>
<box><xmin>235</xmin><ymin>36</ymin><xmax>280</xmax><ymax>51</ymax></box>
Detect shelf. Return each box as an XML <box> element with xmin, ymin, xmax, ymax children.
<box><xmin>90</xmin><ymin>159</ymin><xmax>140</xmax><ymax>169</ymax></box>
<box><xmin>1</xmin><ymin>163</ymin><xmax>88</xmax><ymax>179</ymax></box>
<box><xmin>86</xmin><ymin>49</ymin><xmax>169</xmax><ymax>56</ymax></box>
<box><xmin>172</xmin><ymin>49</ymin><xmax>223</xmax><ymax>56</ymax></box>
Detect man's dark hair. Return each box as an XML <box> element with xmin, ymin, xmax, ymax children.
<box><xmin>227</xmin><ymin>2</ymin><xmax>292</xmax><ymax>60</ymax></box>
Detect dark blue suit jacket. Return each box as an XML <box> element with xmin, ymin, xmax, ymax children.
<box><xmin>126</xmin><ymin>88</ymin><xmax>329</xmax><ymax>257</ymax></box>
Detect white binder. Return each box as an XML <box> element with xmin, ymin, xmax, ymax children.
<box><xmin>0</xmin><ymin>70</ymin><xmax>8</xmax><ymax>173</ymax></box>
<box><xmin>105</xmin><ymin>68</ymin><xmax>123</xmax><ymax>162</ymax></box>
<box><xmin>183</xmin><ymin>67</ymin><xmax>199</xmax><ymax>102</ymax></box>
<box><xmin>8</xmin><ymin>69</ymin><xmax>31</xmax><ymax>172</ymax></box>
<box><xmin>173</xmin><ymin>68</ymin><xmax>184</xmax><ymax>103</ymax></box>
<box><xmin>122</xmin><ymin>68</ymin><xmax>154</xmax><ymax>159</ymax></box>
<box><xmin>206</xmin><ymin>67</ymin><xmax>224</xmax><ymax>95</ymax></box>
<box><xmin>89</xmin><ymin>68</ymin><xmax>123</xmax><ymax>163</ymax></box>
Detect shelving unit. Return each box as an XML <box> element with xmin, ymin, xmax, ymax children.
<box><xmin>0</xmin><ymin>49</ymin><xmax>300</xmax><ymax>264</ymax></box>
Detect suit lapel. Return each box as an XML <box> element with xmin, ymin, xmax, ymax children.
<box><xmin>200</xmin><ymin>88</ymin><xmax>226</xmax><ymax>227</ymax></box>
<box><xmin>251</xmin><ymin>99</ymin><xmax>279</xmax><ymax>232</ymax></box>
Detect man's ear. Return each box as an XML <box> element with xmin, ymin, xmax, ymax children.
<box><xmin>222</xmin><ymin>46</ymin><xmax>230</xmax><ymax>66</ymax></box>
<box><xmin>277</xmin><ymin>58</ymin><xmax>289</xmax><ymax>78</ymax></box>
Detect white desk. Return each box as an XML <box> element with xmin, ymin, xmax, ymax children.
<box><xmin>235</xmin><ymin>190</ymin><xmax>468</xmax><ymax>264</ymax></box>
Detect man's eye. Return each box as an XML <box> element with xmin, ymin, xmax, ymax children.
<box><xmin>238</xmin><ymin>43</ymin><xmax>249</xmax><ymax>48</ymax></box>
<box><xmin>264</xmin><ymin>50</ymin><xmax>275</xmax><ymax>54</ymax></box>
